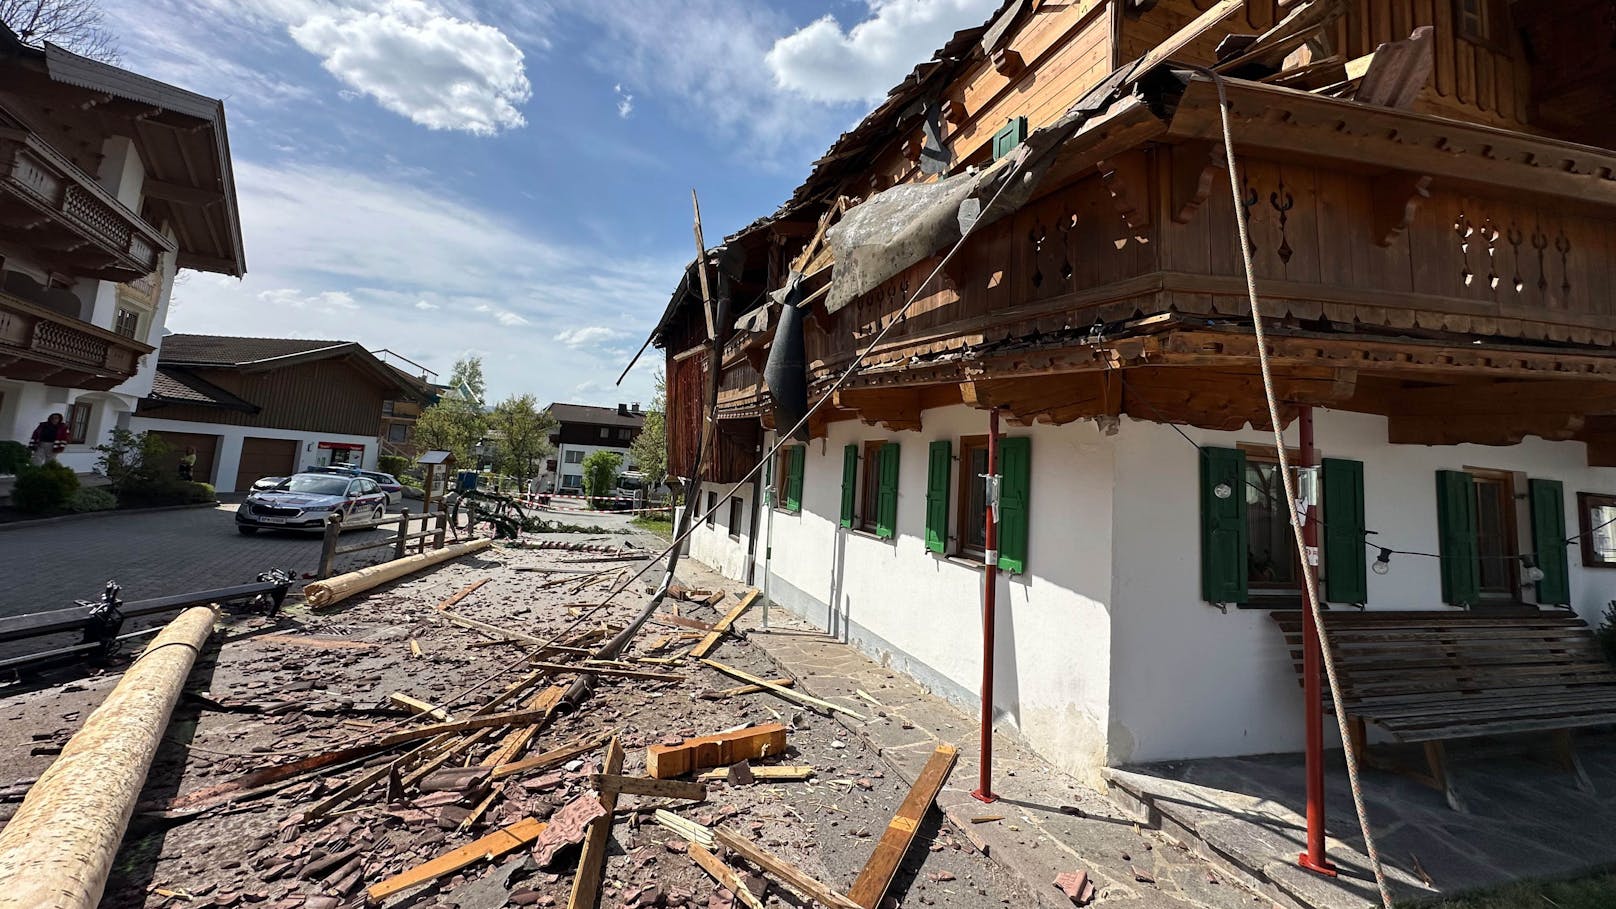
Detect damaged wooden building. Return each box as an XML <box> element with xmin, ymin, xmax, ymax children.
<box><xmin>649</xmin><ymin>0</ymin><xmax>1616</xmax><ymax>780</ymax></box>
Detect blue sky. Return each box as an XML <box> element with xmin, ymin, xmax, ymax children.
<box><xmin>103</xmin><ymin>0</ymin><xmax>1000</xmax><ymax>405</ymax></box>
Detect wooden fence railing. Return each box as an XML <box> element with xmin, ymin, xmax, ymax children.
<box><xmin>317</xmin><ymin>509</ymin><xmax>453</xmax><ymax>579</ymax></box>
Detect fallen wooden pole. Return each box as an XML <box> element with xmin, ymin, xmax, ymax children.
<box><xmin>688</xmin><ymin>842</ymin><xmax>765</xmax><ymax>909</ymax></box>
<box><xmin>440</xmin><ymin>609</ymin><xmax>546</xmax><ymax>645</ymax></box>
<box><xmin>715</xmin><ymin>828</ymin><xmax>862</xmax><ymax>909</ymax></box>
<box><xmin>0</xmin><ymin>606</ymin><xmax>217</xmax><ymax>909</ymax></box>
<box><xmin>436</xmin><ymin>577</ymin><xmax>490</xmax><ymax>611</ymax></box>
<box><xmin>688</xmin><ymin>589</ymin><xmax>758</xmax><ymax>658</ymax></box>
<box><xmin>366</xmin><ymin>817</ymin><xmax>547</xmax><ymax>903</ymax></box>
<box><xmin>303</xmin><ymin>537</ymin><xmax>492</xmax><ymax>608</ymax></box>
<box><xmin>491</xmin><ymin>732</ymin><xmax>613</xmax><ymax>781</ymax></box>
<box><xmin>848</xmin><ymin>744</ymin><xmax>959</xmax><ymax>909</ymax></box>
<box><xmin>530</xmin><ymin>661</ymin><xmax>684</xmax><ymax>683</ymax></box>
<box><xmin>591</xmin><ymin>774</ymin><xmax>707</xmax><ymax>801</ymax></box>
<box><xmin>567</xmin><ymin>738</ymin><xmax>624</xmax><ymax>909</ymax></box>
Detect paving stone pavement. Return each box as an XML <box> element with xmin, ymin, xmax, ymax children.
<box><xmin>0</xmin><ymin>504</ymin><xmax>395</xmax><ymax>616</ymax></box>
<box><xmin>670</xmin><ymin>558</ymin><xmax>1278</xmax><ymax>909</ymax></box>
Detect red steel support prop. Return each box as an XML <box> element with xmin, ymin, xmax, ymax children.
<box><xmin>972</xmin><ymin>407</ymin><xmax>1000</xmax><ymax>804</ymax></box>
<box><xmin>1297</xmin><ymin>405</ymin><xmax>1337</xmax><ymax>876</ymax></box>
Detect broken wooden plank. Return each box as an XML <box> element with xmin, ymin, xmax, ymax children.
<box><xmin>388</xmin><ymin>692</ymin><xmax>452</xmax><ymax>722</ymax></box>
<box><xmin>365</xmin><ymin>816</ymin><xmax>545</xmax><ymax>903</ymax></box>
<box><xmin>704</xmin><ymin>678</ymin><xmax>795</xmax><ymax>699</ymax></box>
<box><xmin>567</xmin><ymin>737</ymin><xmax>624</xmax><ymax>909</ymax></box>
<box><xmin>254</xmin><ymin>633</ymin><xmax>378</xmax><ymax>651</ymax></box>
<box><xmin>647</xmin><ymin>724</ymin><xmax>788</xmax><ymax>779</ymax></box>
<box><xmin>459</xmin><ymin>686</ymin><xmax>566</xmax><ymax>831</ymax></box>
<box><xmin>408</xmin><ymin>638</ymin><xmax>423</xmax><ymax>658</ymax></box>
<box><xmin>696</xmin><ymin>765</ymin><xmax>814</xmax><ymax>783</ymax></box>
<box><xmin>530</xmin><ymin>661</ymin><xmax>685</xmax><ymax>683</ymax></box>
<box><xmin>714</xmin><ymin>827</ymin><xmax>862</xmax><ymax>909</ymax></box>
<box><xmin>847</xmin><ymin>744</ymin><xmax>959</xmax><ymax>908</ymax></box>
<box><xmin>687</xmin><ymin>842</ymin><xmax>765</xmax><ymax>909</ymax></box>
<box><xmin>655</xmin><ymin>614</ymin><xmax>717</xmax><ymax>632</ymax></box>
<box><xmin>591</xmin><ymin>774</ymin><xmax>708</xmax><ymax>801</ymax></box>
<box><xmin>440</xmin><ymin>609</ymin><xmax>547</xmax><ymax>645</ymax></box>
<box><xmin>699</xmin><ymin>660</ymin><xmax>863</xmax><ymax>719</ymax></box>
<box><xmin>436</xmin><ymin>578</ymin><xmax>490</xmax><ymax>611</ymax></box>
<box><xmin>653</xmin><ymin>809</ymin><xmax>715</xmax><ymax>850</ymax></box>
<box><xmin>491</xmin><ymin>732</ymin><xmax>614</xmax><ymax>781</ymax></box>
<box><xmin>376</xmin><ymin>705</ymin><xmax>554</xmax><ymax>747</ymax></box>
<box><xmin>688</xmin><ymin>589</ymin><xmax>758</xmax><ymax>658</ymax></box>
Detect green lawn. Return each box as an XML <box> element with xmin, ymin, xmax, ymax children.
<box><xmin>632</xmin><ymin>513</ymin><xmax>673</xmax><ymax>537</ymax></box>
<box><xmin>1410</xmin><ymin>874</ymin><xmax>1616</xmax><ymax>908</ymax></box>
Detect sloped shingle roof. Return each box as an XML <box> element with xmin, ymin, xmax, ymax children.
<box><xmin>157</xmin><ymin>334</ymin><xmax>350</xmax><ymax>367</ymax></box>
<box><xmin>547</xmin><ymin>402</ymin><xmax>646</xmax><ymax>429</ymax></box>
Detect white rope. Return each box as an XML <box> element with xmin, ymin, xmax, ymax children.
<box><xmin>1203</xmin><ymin>68</ymin><xmax>1396</xmax><ymax>909</ymax></box>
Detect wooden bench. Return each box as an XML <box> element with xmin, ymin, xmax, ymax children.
<box><xmin>1272</xmin><ymin>610</ymin><xmax>1616</xmax><ymax>811</ymax></box>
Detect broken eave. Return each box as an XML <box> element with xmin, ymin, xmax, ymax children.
<box><xmin>1164</xmin><ymin>75</ymin><xmax>1616</xmax><ymax>209</ymax></box>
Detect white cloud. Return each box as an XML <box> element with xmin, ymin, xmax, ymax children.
<box><xmin>614</xmin><ymin>83</ymin><xmax>634</xmax><ymax>118</ymax></box>
<box><xmin>164</xmin><ymin>160</ymin><xmax>675</xmax><ymax>406</ymax></box>
<box><xmin>556</xmin><ymin>326</ymin><xmax>622</xmax><ymax>347</ymax></box>
<box><xmin>287</xmin><ymin>0</ymin><xmax>532</xmax><ymax>135</ymax></box>
<box><xmin>767</xmin><ymin>0</ymin><xmax>999</xmax><ymax>103</ymax></box>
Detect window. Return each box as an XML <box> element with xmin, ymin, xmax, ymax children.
<box><xmin>113</xmin><ymin>307</ymin><xmax>141</xmax><ymax>339</ymax></box>
<box><xmin>775</xmin><ymin>445</ymin><xmax>804</xmax><ymax>513</ymax></box>
<box><xmin>600</xmin><ymin>427</ymin><xmax>610</xmax><ymax>439</ymax></box>
<box><xmin>1435</xmin><ymin>468</ymin><xmax>1565</xmax><ymax>606</ymax></box>
<box><xmin>1579</xmin><ymin>493</ymin><xmax>1616</xmax><ymax>568</ymax></box>
<box><xmin>561</xmin><ymin>473</ymin><xmax>582</xmax><ymax>490</ymax></box>
<box><xmin>382</xmin><ymin>400</ymin><xmax>395</xmax><ymax>415</ymax></box>
<box><xmin>729</xmin><ymin>496</ymin><xmax>744</xmax><ymax>539</ymax></box>
<box><xmin>66</xmin><ymin>401</ymin><xmax>91</xmax><ymax>444</ymax></box>
<box><xmin>859</xmin><ymin>441</ymin><xmax>886</xmax><ymax>532</ymax></box>
<box><xmin>1454</xmin><ymin>0</ymin><xmax>1510</xmax><ymax>53</ymax></box>
<box><xmin>619</xmin><ymin>428</ymin><xmax>632</xmax><ymax>440</ymax></box>
<box><xmin>1245</xmin><ymin>451</ymin><xmax>1302</xmax><ymax>597</ymax></box>
<box><xmin>564</xmin><ymin>449</ymin><xmax>584</xmax><ymax>464</ymax></box>
<box><xmin>387</xmin><ymin>423</ymin><xmax>409</xmax><ymax>443</ymax></box>
<box><xmin>706</xmin><ymin>491</ymin><xmax>716</xmax><ymax>527</ymax></box>
<box><xmin>957</xmin><ymin>436</ymin><xmax>989</xmax><ymax>557</ymax></box>
<box><xmin>1471</xmin><ymin>470</ymin><xmax>1520</xmax><ymax>600</ymax></box>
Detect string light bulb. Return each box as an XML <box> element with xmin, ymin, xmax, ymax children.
<box><xmin>1372</xmin><ymin>548</ymin><xmax>1393</xmax><ymax>575</ymax></box>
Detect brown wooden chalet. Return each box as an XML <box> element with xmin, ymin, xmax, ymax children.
<box><xmin>652</xmin><ymin>0</ymin><xmax>1616</xmax><ymax>480</ymax></box>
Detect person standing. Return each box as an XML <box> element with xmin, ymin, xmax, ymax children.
<box><xmin>178</xmin><ymin>446</ymin><xmax>198</xmax><ymax>481</ymax></box>
<box><xmin>28</xmin><ymin>413</ymin><xmax>68</xmax><ymax>464</ymax></box>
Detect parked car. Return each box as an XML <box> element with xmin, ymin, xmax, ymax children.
<box><xmin>235</xmin><ymin>472</ymin><xmax>389</xmax><ymax>534</ymax></box>
<box><xmin>251</xmin><ymin>464</ymin><xmax>353</xmax><ymax>492</ymax></box>
<box><xmin>349</xmin><ymin>469</ymin><xmax>404</xmax><ymax>507</ymax></box>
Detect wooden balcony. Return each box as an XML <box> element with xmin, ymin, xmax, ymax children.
<box><xmin>0</xmin><ymin>289</ymin><xmax>153</xmax><ymax>390</ymax></box>
<box><xmin>0</xmin><ymin>127</ymin><xmax>174</xmax><ymax>282</ymax></box>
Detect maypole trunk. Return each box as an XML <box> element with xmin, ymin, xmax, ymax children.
<box><xmin>0</xmin><ymin>606</ymin><xmax>218</xmax><ymax>909</ymax></box>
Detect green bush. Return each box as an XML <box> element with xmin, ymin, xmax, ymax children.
<box><xmin>182</xmin><ymin>481</ymin><xmax>216</xmax><ymax>504</ymax></box>
<box><xmin>64</xmin><ymin>487</ymin><xmax>118</xmax><ymax>513</ymax></box>
<box><xmin>11</xmin><ymin>462</ymin><xmax>80</xmax><ymax>513</ymax></box>
<box><xmin>95</xmin><ymin>429</ymin><xmax>169</xmax><ymax>494</ymax></box>
<box><xmin>0</xmin><ymin>441</ymin><xmax>29</xmax><ymax>475</ymax></box>
<box><xmin>115</xmin><ymin>480</ymin><xmax>216</xmax><ymax>508</ymax></box>
<box><xmin>378</xmin><ymin>454</ymin><xmax>411</xmax><ymax>477</ymax></box>
<box><xmin>399</xmin><ymin>474</ymin><xmax>423</xmax><ymax>489</ymax></box>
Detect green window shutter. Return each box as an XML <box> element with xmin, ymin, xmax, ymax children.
<box><xmin>1200</xmin><ymin>447</ymin><xmax>1248</xmax><ymax>603</ymax></box>
<box><xmin>997</xmin><ymin>437</ymin><xmax>1031</xmax><ymax>574</ymax></box>
<box><xmin>876</xmin><ymin>443</ymin><xmax>901</xmax><ymax>539</ymax></box>
<box><xmin>1322</xmin><ymin>458</ymin><xmax>1367</xmax><ymax>604</ymax></box>
<box><xmin>786</xmin><ymin>446</ymin><xmax>805</xmax><ymax>513</ymax></box>
<box><xmin>1436</xmin><ymin>470</ymin><xmax>1480</xmax><ymax>605</ymax></box>
<box><xmin>992</xmin><ymin>116</ymin><xmax>1028</xmax><ymax>160</ymax></box>
<box><xmin>1530</xmin><ymin>478</ymin><xmax>1571</xmax><ymax>606</ymax></box>
<box><xmin>839</xmin><ymin>444</ymin><xmax>858</xmax><ymax>528</ymax></box>
<box><xmin>924</xmin><ymin>440</ymin><xmax>952</xmax><ymax>553</ymax></box>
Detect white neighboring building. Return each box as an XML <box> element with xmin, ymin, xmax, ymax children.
<box><xmin>0</xmin><ymin>26</ymin><xmax>245</xmax><ymax>474</ymax></box>
<box><xmin>538</xmin><ymin>402</ymin><xmax>644</xmax><ymax>494</ymax></box>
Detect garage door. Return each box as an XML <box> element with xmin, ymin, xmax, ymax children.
<box><xmin>234</xmin><ymin>437</ymin><xmax>299</xmax><ymax>492</ymax></box>
<box><xmin>148</xmin><ymin>431</ymin><xmax>221</xmax><ymax>485</ymax></box>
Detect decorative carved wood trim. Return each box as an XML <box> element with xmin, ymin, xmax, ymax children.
<box><xmin>941</xmin><ymin>96</ymin><xmax>968</xmax><ymax>126</ymax></box>
<box><xmin>1371</xmin><ymin>172</ymin><xmax>1433</xmax><ymax>247</ymax></box>
<box><xmin>958</xmin><ymin>373</ymin><xmax>1120</xmax><ymax>426</ymax></box>
<box><xmin>1169</xmin><ymin>140</ymin><xmax>1225</xmax><ymax>224</ymax></box>
<box><xmin>991</xmin><ymin>48</ymin><xmax>1024</xmax><ymax>77</ymax></box>
<box><xmin>832</xmin><ymin>387</ymin><xmax>923</xmax><ymax>432</ymax></box>
<box><xmin>1097</xmin><ymin>151</ymin><xmax>1152</xmax><ymax>235</ymax></box>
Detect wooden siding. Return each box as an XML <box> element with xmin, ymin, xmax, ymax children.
<box><xmin>136</xmin><ymin>357</ymin><xmax>392</xmax><ymax>436</ymax></box>
<box><xmin>557</xmin><ymin>422</ymin><xmax>638</xmax><ymax>447</ymax></box>
<box><xmin>667</xmin><ymin>349</ymin><xmax>707</xmax><ymax>480</ymax></box>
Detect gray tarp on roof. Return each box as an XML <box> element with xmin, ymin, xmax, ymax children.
<box><xmin>822</xmin><ymin>64</ymin><xmax>1134</xmax><ymax>314</ymax></box>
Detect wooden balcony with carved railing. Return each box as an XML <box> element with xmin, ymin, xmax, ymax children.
<box><xmin>0</xmin><ymin>289</ymin><xmax>153</xmax><ymax>390</ymax></box>
<box><xmin>0</xmin><ymin>124</ymin><xmax>175</xmax><ymax>283</ymax></box>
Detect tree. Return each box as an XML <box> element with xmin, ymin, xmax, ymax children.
<box><xmin>447</xmin><ymin>355</ymin><xmax>486</xmax><ymax>408</ymax></box>
<box><xmin>414</xmin><ymin>397</ymin><xmax>486</xmax><ymax>466</ymax></box>
<box><xmin>488</xmin><ymin>393</ymin><xmax>555</xmax><ymax>487</ymax></box>
<box><xmin>0</xmin><ymin>0</ymin><xmax>118</xmax><ymax>62</ymax></box>
<box><xmin>628</xmin><ymin>369</ymin><xmax>667</xmax><ymax>493</ymax></box>
<box><xmin>581</xmin><ymin>451</ymin><xmax>623</xmax><ymax>507</ymax></box>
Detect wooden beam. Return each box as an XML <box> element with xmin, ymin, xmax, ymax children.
<box><xmin>376</xmin><ymin>706</ymin><xmax>556</xmax><ymax>747</ymax></box>
<box><xmin>141</xmin><ymin>178</ymin><xmax>225</xmax><ymax>207</ymax></box>
<box><xmin>959</xmin><ymin>373</ymin><xmax>1120</xmax><ymax>426</ymax></box>
<box><xmin>688</xmin><ymin>842</ymin><xmax>765</xmax><ymax>909</ymax></box>
<box><xmin>529</xmin><ymin>661</ymin><xmax>685</xmax><ymax>683</ymax></box>
<box><xmin>699</xmin><ymin>660</ymin><xmax>865</xmax><ymax>719</ymax></box>
<box><xmin>388</xmin><ymin>692</ymin><xmax>452</xmax><ymax>722</ymax></box>
<box><xmin>1130</xmin><ymin>0</ymin><xmax>1245</xmax><ymax>75</ymax></box>
<box><xmin>366</xmin><ymin>817</ymin><xmax>546</xmax><ymax>903</ymax></box>
<box><xmin>436</xmin><ymin>578</ymin><xmax>489</xmax><ymax>611</ymax></box>
<box><xmin>567</xmin><ymin>738</ymin><xmax>624</xmax><ymax>909</ymax></box>
<box><xmin>591</xmin><ymin>773</ymin><xmax>708</xmax><ymax>801</ymax></box>
<box><xmin>1355</xmin><ymin>25</ymin><xmax>1434</xmax><ymax>109</ymax></box>
<box><xmin>847</xmin><ymin>744</ymin><xmax>959</xmax><ymax>908</ymax></box>
<box><xmin>697</xmin><ymin>765</ymin><xmax>814</xmax><ymax>782</ymax></box>
<box><xmin>832</xmin><ymin>387</ymin><xmax>924</xmax><ymax>432</ymax></box>
<box><xmin>1390</xmin><ymin>380</ymin><xmax>1616</xmax><ymax>418</ymax></box>
<box><xmin>688</xmin><ymin>589</ymin><xmax>759</xmax><ymax>659</ymax></box>
<box><xmin>491</xmin><ymin>732</ymin><xmax>613</xmax><ymax>781</ymax></box>
<box><xmin>647</xmin><ymin>724</ymin><xmax>788</xmax><ymax>779</ymax></box>
<box><xmin>714</xmin><ymin>828</ymin><xmax>863</xmax><ymax>909</ymax></box>
<box><xmin>1388</xmin><ymin>413</ymin><xmax>1585</xmax><ymax>446</ymax></box>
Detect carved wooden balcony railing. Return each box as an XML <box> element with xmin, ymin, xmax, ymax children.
<box><xmin>0</xmin><ymin>289</ymin><xmax>153</xmax><ymax>390</ymax></box>
<box><xmin>0</xmin><ymin>127</ymin><xmax>175</xmax><ymax>282</ymax></box>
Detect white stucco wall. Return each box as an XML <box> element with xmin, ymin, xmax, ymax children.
<box><xmin>679</xmin><ymin>483</ymin><xmax>760</xmax><ymax>582</ymax></box>
<box><xmin>1107</xmin><ymin>409</ymin><xmax>1616</xmax><ymax>765</ymax></box>
<box><xmin>683</xmin><ymin>403</ymin><xmax>1616</xmax><ymax>778</ymax></box>
<box><xmin>128</xmin><ymin>415</ymin><xmax>379</xmax><ymax>491</ymax></box>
